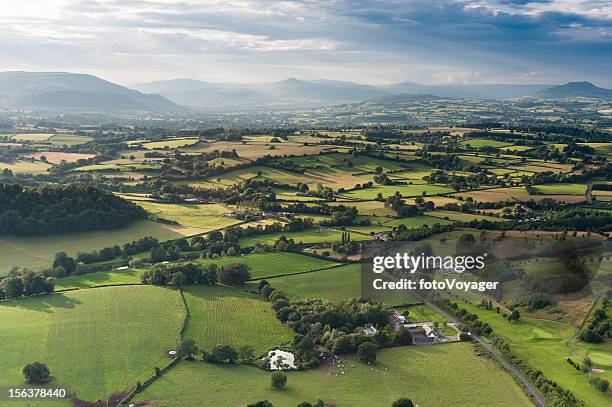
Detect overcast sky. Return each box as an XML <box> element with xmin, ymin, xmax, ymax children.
<box><xmin>0</xmin><ymin>0</ymin><xmax>610</xmax><ymax>86</ymax></box>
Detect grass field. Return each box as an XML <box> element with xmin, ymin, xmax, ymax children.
<box><xmin>183</xmin><ymin>140</ymin><xmax>331</xmax><ymax>160</ymax></box>
<box><xmin>239</xmin><ymin>228</ymin><xmax>348</xmax><ymax>246</ymax></box>
<box><xmin>48</xmin><ymin>134</ymin><xmax>94</xmax><ymax>146</ymax></box>
<box><xmin>530</xmin><ymin>183</ymin><xmax>587</xmax><ymax>196</ymax></box>
<box><xmin>134</xmin><ymin>343</ymin><xmax>533</xmax><ymax>407</ymax></box>
<box><xmin>0</xmin><ymin>159</ymin><xmax>51</xmax><ymax>174</ymax></box>
<box><xmin>0</xmin><ymin>285</ymin><xmax>184</xmax><ymax>404</ymax></box>
<box><xmin>382</xmin><ymin>215</ymin><xmax>453</xmax><ymax>228</ymax></box>
<box><xmin>460</xmin><ymin>139</ymin><xmax>514</xmax><ymax>148</ymax></box>
<box><xmin>454</xmin><ymin>187</ymin><xmax>586</xmax><ymax>203</ymax></box>
<box><xmin>461</xmin><ymin>300</ymin><xmax>610</xmax><ymax>406</ymax></box>
<box><xmin>11</xmin><ymin>133</ymin><xmax>54</xmax><ymax>141</ymax></box>
<box><xmin>257</xmin><ymin>264</ymin><xmax>362</xmax><ymax>303</ymax></box>
<box><xmin>182</xmin><ymin>285</ymin><xmax>294</xmax><ymax>355</ymax></box>
<box><xmin>55</xmin><ymin>268</ymin><xmax>145</xmax><ymax>291</ymax></box>
<box><xmin>339</xmin><ymin>183</ymin><xmax>453</xmax><ymax>200</ymax></box>
<box><xmin>136</xmin><ymin>201</ymin><xmax>242</xmax><ymax>233</ymax></box>
<box><xmin>0</xmin><ymin>220</ymin><xmax>182</xmax><ymax>275</ymax></box>
<box><xmin>402</xmin><ymin>304</ymin><xmax>451</xmax><ymax>324</ymax></box>
<box><xmin>23</xmin><ymin>151</ymin><xmax>96</xmax><ymax>164</ymax></box>
<box><xmin>425</xmin><ymin>210</ymin><xmax>506</xmax><ymax>222</ymax></box>
<box><xmin>142</xmin><ymin>137</ymin><xmax>200</xmax><ymax>149</ymax></box>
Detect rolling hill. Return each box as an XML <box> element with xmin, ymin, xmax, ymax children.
<box><xmin>535</xmin><ymin>81</ymin><xmax>612</xmax><ymax>99</ymax></box>
<box><xmin>0</xmin><ymin>71</ymin><xmax>179</xmax><ymax>111</ymax></box>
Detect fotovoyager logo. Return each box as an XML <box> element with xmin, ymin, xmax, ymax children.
<box><xmin>372</xmin><ymin>252</ymin><xmax>488</xmax><ymax>274</ymax></box>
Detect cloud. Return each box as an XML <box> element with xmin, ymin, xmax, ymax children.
<box><xmin>0</xmin><ymin>0</ymin><xmax>609</xmax><ymax>86</ymax></box>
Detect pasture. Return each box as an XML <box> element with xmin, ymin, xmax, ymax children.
<box><xmin>11</xmin><ymin>133</ymin><xmax>54</xmax><ymax>142</ymax></box>
<box><xmin>460</xmin><ymin>139</ymin><xmax>514</xmax><ymax>148</ymax></box>
<box><xmin>0</xmin><ymin>159</ymin><xmax>51</xmax><ymax>174</ymax></box>
<box><xmin>454</xmin><ymin>187</ymin><xmax>586</xmax><ymax>203</ymax></box>
<box><xmin>48</xmin><ymin>134</ymin><xmax>94</xmax><ymax>146</ymax></box>
<box><xmin>0</xmin><ymin>285</ymin><xmax>184</xmax><ymax>403</ymax></box>
<box><xmin>530</xmin><ymin>183</ymin><xmax>587</xmax><ymax>196</ymax></box>
<box><xmin>425</xmin><ymin>210</ymin><xmax>506</xmax><ymax>222</ymax></box>
<box><xmin>142</xmin><ymin>137</ymin><xmax>200</xmax><ymax>149</ymax></box>
<box><xmin>461</xmin><ymin>300</ymin><xmax>609</xmax><ymax>406</ymax></box>
<box><xmin>23</xmin><ymin>151</ymin><xmax>96</xmax><ymax>164</ymax></box>
<box><xmin>134</xmin><ymin>343</ymin><xmax>532</xmax><ymax>407</ymax></box>
<box><xmin>238</xmin><ymin>228</ymin><xmax>347</xmax><ymax>246</ymax></box>
<box><xmin>0</xmin><ymin>220</ymin><xmax>182</xmax><ymax>275</ymax></box>
<box><xmin>182</xmin><ymin>140</ymin><xmax>332</xmax><ymax>160</ymax></box>
<box><xmin>182</xmin><ymin>285</ymin><xmax>294</xmax><ymax>355</ymax></box>
<box><xmin>136</xmin><ymin>201</ymin><xmax>242</xmax><ymax>234</ymax></box>
<box><xmin>339</xmin><ymin>183</ymin><xmax>454</xmax><ymax>200</ymax></box>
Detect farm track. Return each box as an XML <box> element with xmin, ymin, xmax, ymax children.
<box><xmin>425</xmin><ymin>299</ymin><xmax>548</xmax><ymax>407</ymax></box>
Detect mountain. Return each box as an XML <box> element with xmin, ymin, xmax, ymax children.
<box><xmin>535</xmin><ymin>81</ymin><xmax>612</xmax><ymax>99</ymax></box>
<box><xmin>381</xmin><ymin>83</ymin><xmax>552</xmax><ymax>99</ymax></box>
<box><xmin>0</xmin><ymin>71</ymin><xmax>179</xmax><ymax>112</ymax></box>
<box><xmin>133</xmin><ymin>78</ymin><xmax>387</xmax><ymax>109</ymax></box>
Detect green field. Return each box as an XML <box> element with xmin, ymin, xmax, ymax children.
<box><xmin>142</xmin><ymin>137</ymin><xmax>200</xmax><ymax>149</ymax></box>
<box><xmin>239</xmin><ymin>228</ymin><xmax>348</xmax><ymax>246</ymax></box>
<box><xmin>402</xmin><ymin>304</ymin><xmax>451</xmax><ymax>324</ymax></box>
<box><xmin>425</xmin><ymin>210</ymin><xmax>506</xmax><ymax>222</ymax></box>
<box><xmin>0</xmin><ymin>286</ymin><xmax>184</xmax><ymax>404</ymax></box>
<box><xmin>382</xmin><ymin>215</ymin><xmax>454</xmax><ymax>228</ymax></box>
<box><xmin>531</xmin><ymin>183</ymin><xmax>587</xmax><ymax>195</ymax></box>
<box><xmin>339</xmin><ymin>183</ymin><xmax>454</xmax><ymax>200</ymax></box>
<box><xmin>462</xmin><ymin>300</ymin><xmax>610</xmax><ymax>406</ymax></box>
<box><xmin>48</xmin><ymin>134</ymin><xmax>94</xmax><ymax>146</ymax></box>
<box><xmin>11</xmin><ymin>133</ymin><xmax>54</xmax><ymax>141</ymax></box>
<box><xmin>0</xmin><ymin>220</ymin><xmax>182</xmax><ymax>275</ymax></box>
<box><xmin>55</xmin><ymin>268</ymin><xmax>145</xmax><ymax>291</ymax></box>
<box><xmin>460</xmin><ymin>139</ymin><xmax>514</xmax><ymax>148</ymax></box>
<box><xmin>182</xmin><ymin>285</ymin><xmax>294</xmax><ymax>355</ymax></box>
<box><xmin>136</xmin><ymin>201</ymin><xmax>242</xmax><ymax>233</ymax></box>
<box><xmin>134</xmin><ymin>343</ymin><xmax>533</xmax><ymax>407</ymax></box>
<box><xmin>0</xmin><ymin>159</ymin><xmax>51</xmax><ymax>174</ymax></box>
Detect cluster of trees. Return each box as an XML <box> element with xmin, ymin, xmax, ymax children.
<box><xmin>0</xmin><ymin>269</ymin><xmax>56</xmax><ymax>300</ymax></box>
<box><xmin>391</xmin><ymin>223</ymin><xmax>454</xmax><ymax>241</ymax></box>
<box><xmin>247</xmin><ymin>398</ymin><xmax>414</xmax><ymax>407</ymax></box>
<box><xmin>581</xmin><ymin>301</ymin><xmax>611</xmax><ymax>343</ymax></box>
<box><xmin>434</xmin><ymin>297</ymin><xmax>493</xmax><ymax>336</ymax></box>
<box><xmin>23</xmin><ymin>362</ymin><xmax>52</xmax><ymax>384</ymax></box>
<box><xmin>75</xmin><ymin>237</ymin><xmax>159</xmax><ymax>264</ymax></box>
<box><xmin>161</xmin><ymin>150</ymin><xmax>241</xmax><ymax>179</ymax></box>
<box><xmin>384</xmin><ymin>194</ymin><xmax>421</xmax><ymax>218</ymax></box>
<box><xmin>140</xmin><ymin>262</ymin><xmax>251</xmax><ymax>287</ymax></box>
<box><xmin>0</xmin><ymin>183</ymin><xmax>146</xmax><ymax>235</ymax></box>
<box><xmin>320</xmin><ymin>206</ymin><xmax>368</xmax><ymax>227</ymax></box>
<box><xmin>256</xmin><ymin>281</ymin><xmax>392</xmax><ymax>368</ymax></box>
<box><xmin>222</xmin><ymin>218</ymin><xmax>315</xmax><ymax>246</ymax></box>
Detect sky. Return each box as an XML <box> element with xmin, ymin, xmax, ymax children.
<box><xmin>0</xmin><ymin>0</ymin><xmax>610</xmax><ymax>87</ymax></box>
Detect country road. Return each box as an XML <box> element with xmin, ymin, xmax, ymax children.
<box><xmin>425</xmin><ymin>300</ymin><xmax>549</xmax><ymax>407</ymax></box>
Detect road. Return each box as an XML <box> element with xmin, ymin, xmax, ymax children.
<box><xmin>425</xmin><ymin>300</ymin><xmax>549</xmax><ymax>407</ymax></box>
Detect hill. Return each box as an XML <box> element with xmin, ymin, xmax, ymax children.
<box><xmin>536</xmin><ymin>81</ymin><xmax>612</xmax><ymax>99</ymax></box>
<box><xmin>0</xmin><ymin>71</ymin><xmax>179</xmax><ymax>111</ymax></box>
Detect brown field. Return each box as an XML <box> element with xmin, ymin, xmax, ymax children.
<box><xmin>454</xmin><ymin>187</ymin><xmax>586</xmax><ymax>203</ymax></box>
<box><xmin>24</xmin><ymin>152</ymin><xmax>96</xmax><ymax>164</ymax></box>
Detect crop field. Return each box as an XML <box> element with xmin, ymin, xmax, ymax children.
<box><xmin>48</xmin><ymin>134</ymin><xmax>94</xmax><ymax>146</ymax></box>
<box><xmin>182</xmin><ymin>285</ymin><xmax>294</xmax><ymax>355</ymax></box>
<box><xmin>0</xmin><ymin>285</ymin><xmax>184</xmax><ymax>404</ymax></box>
<box><xmin>11</xmin><ymin>133</ymin><xmax>54</xmax><ymax>141</ymax></box>
<box><xmin>0</xmin><ymin>220</ymin><xmax>182</xmax><ymax>275</ymax></box>
<box><xmin>134</xmin><ymin>343</ymin><xmax>532</xmax><ymax>407</ymax></box>
<box><xmin>425</xmin><ymin>210</ymin><xmax>506</xmax><ymax>222</ymax></box>
<box><xmin>0</xmin><ymin>159</ymin><xmax>51</xmax><ymax>174</ymax></box>
<box><xmin>23</xmin><ymin>151</ymin><xmax>96</xmax><ymax>163</ymax></box>
<box><xmin>239</xmin><ymin>228</ymin><xmax>347</xmax><ymax>246</ymax></box>
<box><xmin>461</xmin><ymin>300</ymin><xmax>609</xmax><ymax>406</ymax></box>
<box><xmin>459</xmin><ymin>139</ymin><xmax>514</xmax><ymax>148</ymax></box>
<box><xmin>142</xmin><ymin>137</ymin><xmax>200</xmax><ymax>149</ymax></box>
<box><xmin>135</xmin><ymin>202</ymin><xmax>242</xmax><ymax>233</ymax></box>
<box><xmin>530</xmin><ymin>183</ymin><xmax>587</xmax><ymax>195</ymax></box>
<box><xmin>339</xmin><ymin>182</ymin><xmax>454</xmax><ymax>200</ymax></box>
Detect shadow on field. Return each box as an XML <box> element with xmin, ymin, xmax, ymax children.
<box><xmin>1</xmin><ymin>292</ymin><xmax>82</xmax><ymax>313</ymax></box>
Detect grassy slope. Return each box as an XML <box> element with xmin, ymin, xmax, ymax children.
<box><xmin>0</xmin><ymin>286</ymin><xmax>184</xmax><ymax>404</ymax></box>
<box><xmin>461</xmin><ymin>301</ymin><xmax>610</xmax><ymax>406</ymax></box>
<box><xmin>136</xmin><ymin>202</ymin><xmax>242</xmax><ymax>232</ymax></box>
<box><xmin>134</xmin><ymin>343</ymin><xmax>533</xmax><ymax>407</ymax></box>
<box><xmin>0</xmin><ymin>220</ymin><xmax>182</xmax><ymax>275</ymax></box>
<box><xmin>182</xmin><ymin>285</ymin><xmax>294</xmax><ymax>355</ymax></box>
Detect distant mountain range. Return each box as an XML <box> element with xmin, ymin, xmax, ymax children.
<box><xmin>0</xmin><ymin>71</ymin><xmax>609</xmax><ymax>112</ymax></box>
<box><xmin>0</xmin><ymin>71</ymin><xmax>178</xmax><ymax>112</ymax></box>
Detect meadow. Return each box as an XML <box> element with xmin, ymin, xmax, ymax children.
<box><xmin>47</xmin><ymin>134</ymin><xmax>94</xmax><ymax>146</ymax></box>
<box><xmin>459</xmin><ymin>139</ymin><xmax>514</xmax><ymax>148</ymax></box>
<box><xmin>142</xmin><ymin>137</ymin><xmax>200</xmax><ymax>149</ymax></box>
<box><xmin>23</xmin><ymin>151</ymin><xmax>96</xmax><ymax>164</ymax></box>
<box><xmin>0</xmin><ymin>285</ymin><xmax>184</xmax><ymax>404</ymax></box>
<box><xmin>0</xmin><ymin>159</ymin><xmax>51</xmax><ymax>174</ymax></box>
<box><xmin>461</xmin><ymin>300</ymin><xmax>610</xmax><ymax>406</ymax></box>
<box><xmin>530</xmin><ymin>183</ymin><xmax>587</xmax><ymax>196</ymax></box>
<box><xmin>424</xmin><ymin>210</ymin><xmax>506</xmax><ymax>222</ymax></box>
<box><xmin>182</xmin><ymin>285</ymin><xmax>294</xmax><ymax>355</ymax></box>
<box><xmin>238</xmin><ymin>228</ymin><xmax>348</xmax><ymax>246</ymax></box>
<box><xmin>133</xmin><ymin>343</ymin><xmax>533</xmax><ymax>407</ymax></box>
<box><xmin>0</xmin><ymin>220</ymin><xmax>182</xmax><ymax>275</ymax></box>
<box><xmin>338</xmin><ymin>183</ymin><xmax>454</xmax><ymax>200</ymax></box>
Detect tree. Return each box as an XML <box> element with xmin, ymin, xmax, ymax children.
<box><xmin>170</xmin><ymin>271</ymin><xmax>185</xmax><ymax>288</ymax></box>
<box><xmin>0</xmin><ymin>276</ymin><xmax>23</xmax><ymax>299</ymax></box>
<box><xmin>357</xmin><ymin>342</ymin><xmax>377</xmax><ymax>364</ymax></box>
<box><xmin>297</xmin><ymin>402</ymin><xmax>313</xmax><ymax>407</ymax></box>
<box><xmin>53</xmin><ymin>252</ymin><xmax>76</xmax><ymax>275</ymax></box>
<box><xmin>23</xmin><ymin>362</ymin><xmax>51</xmax><ymax>384</ymax></box>
<box><xmin>392</xmin><ymin>398</ymin><xmax>415</xmax><ymax>407</ymax></box>
<box><xmin>238</xmin><ymin>345</ymin><xmax>255</xmax><ymax>363</ymax></box>
<box><xmin>394</xmin><ymin>327</ymin><xmax>413</xmax><ymax>345</ymax></box>
<box><xmin>177</xmin><ymin>338</ymin><xmax>198</xmax><ymax>360</ymax></box>
<box><xmin>247</xmin><ymin>401</ymin><xmax>273</xmax><ymax>407</ymax></box>
<box><xmin>271</xmin><ymin>371</ymin><xmax>287</xmax><ymax>390</ymax></box>
<box><xmin>508</xmin><ymin>309</ymin><xmax>521</xmax><ymax>322</ymax></box>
